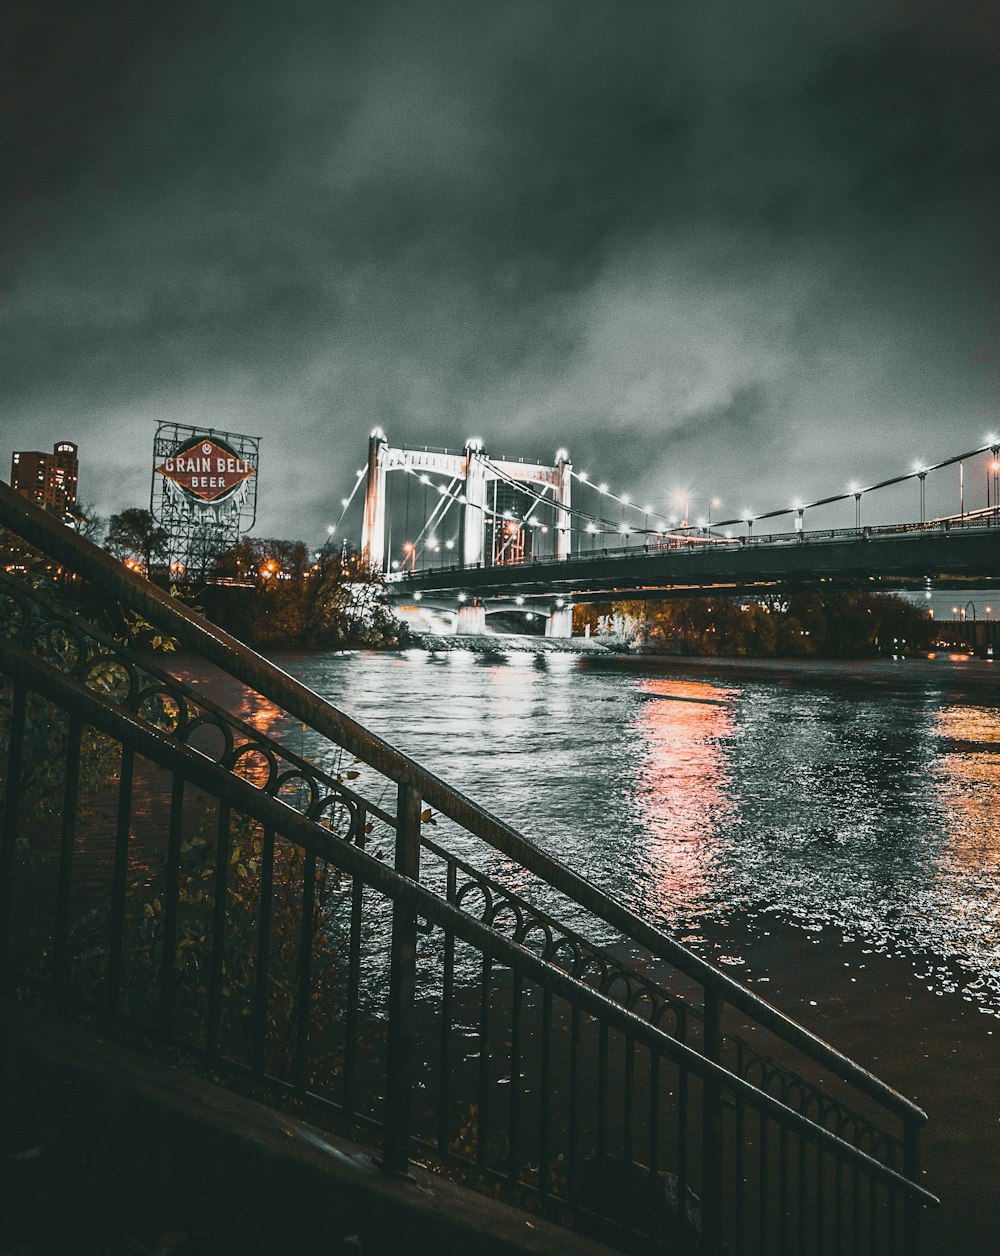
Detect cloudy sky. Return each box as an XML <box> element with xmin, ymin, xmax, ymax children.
<box><xmin>4</xmin><ymin>0</ymin><xmax>999</xmax><ymax>540</ymax></box>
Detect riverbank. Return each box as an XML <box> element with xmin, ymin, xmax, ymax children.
<box><xmin>673</xmin><ymin>912</ymin><xmax>1000</xmax><ymax>1255</ymax></box>
<box><xmin>577</xmin><ymin>648</ymin><xmax>1000</xmax><ymax>697</ymax></box>
<box><xmin>408</xmin><ymin>633</ymin><xmax>609</xmax><ymax>654</ymax></box>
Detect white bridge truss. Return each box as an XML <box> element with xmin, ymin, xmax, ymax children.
<box><xmin>360</xmin><ymin>430</ymin><xmax>572</xmax><ymax>574</ymax></box>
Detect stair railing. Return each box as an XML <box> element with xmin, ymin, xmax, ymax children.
<box><xmin>0</xmin><ymin>482</ymin><xmax>936</xmax><ymax>1253</ymax></box>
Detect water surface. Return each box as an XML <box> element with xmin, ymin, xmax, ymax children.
<box><xmin>254</xmin><ymin>648</ymin><xmax>1000</xmax><ymax>1014</ymax></box>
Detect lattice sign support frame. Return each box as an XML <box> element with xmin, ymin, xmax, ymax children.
<box><xmin>150</xmin><ymin>422</ymin><xmax>261</xmax><ymax>578</ymax></box>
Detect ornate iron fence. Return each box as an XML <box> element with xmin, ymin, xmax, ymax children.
<box><xmin>0</xmin><ymin>482</ymin><xmax>936</xmax><ymax>1254</ymax></box>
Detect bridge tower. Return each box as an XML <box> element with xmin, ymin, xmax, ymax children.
<box><xmin>360</xmin><ymin>432</ymin><xmax>572</xmax><ymax>576</ymax></box>
<box><xmin>361</xmin><ymin>428</ymin><xmax>388</xmax><ymax>572</ymax></box>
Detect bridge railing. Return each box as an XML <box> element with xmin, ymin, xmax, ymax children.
<box><xmin>0</xmin><ymin>482</ymin><xmax>937</xmax><ymax>1253</ymax></box>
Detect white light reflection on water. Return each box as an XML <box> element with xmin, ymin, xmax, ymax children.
<box><xmin>254</xmin><ymin>649</ymin><xmax>1000</xmax><ymax>1015</ymax></box>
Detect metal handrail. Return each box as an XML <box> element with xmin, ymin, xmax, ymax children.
<box><xmin>0</xmin><ymin>561</ymin><xmax>907</xmax><ymax>1153</ymax></box>
<box><xmin>0</xmin><ymin>632</ymin><xmax>938</xmax><ymax>1211</ymax></box>
<box><xmin>0</xmin><ymin>482</ymin><xmax>926</xmax><ymax>1126</ymax></box>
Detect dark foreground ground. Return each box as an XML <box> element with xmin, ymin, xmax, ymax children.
<box><xmin>685</xmin><ymin>912</ymin><xmax>1000</xmax><ymax>1256</ymax></box>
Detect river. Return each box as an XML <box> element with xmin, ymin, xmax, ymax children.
<box><xmin>239</xmin><ymin>645</ymin><xmax>1000</xmax><ymax>1018</ymax></box>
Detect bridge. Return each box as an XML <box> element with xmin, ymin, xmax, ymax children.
<box><xmin>344</xmin><ymin>432</ymin><xmax>1000</xmax><ymax>635</ymax></box>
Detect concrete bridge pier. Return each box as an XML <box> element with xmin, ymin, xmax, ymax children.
<box><xmin>456</xmin><ymin>602</ymin><xmax>487</xmax><ymax>634</ymax></box>
<box><xmin>545</xmin><ymin>606</ymin><xmax>574</xmax><ymax>638</ymax></box>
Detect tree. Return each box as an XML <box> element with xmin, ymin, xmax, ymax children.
<box><xmin>105</xmin><ymin>508</ymin><xmax>170</xmax><ymax>574</ymax></box>
<box><xmin>206</xmin><ymin>538</ymin><xmax>402</xmax><ymax>647</ymax></box>
<box><xmin>67</xmin><ymin>501</ymin><xmax>105</xmax><ymax>544</ymax></box>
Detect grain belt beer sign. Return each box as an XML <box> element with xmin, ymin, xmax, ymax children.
<box><xmin>156</xmin><ymin>436</ymin><xmax>255</xmax><ymax>506</ymax></box>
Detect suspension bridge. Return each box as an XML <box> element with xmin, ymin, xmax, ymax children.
<box><xmin>340</xmin><ymin>430</ymin><xmax>1000</xmax><ymax>635</ymax></box>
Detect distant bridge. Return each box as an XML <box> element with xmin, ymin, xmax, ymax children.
<box><xmin>343</xmin><ymin>431</ymin><xmax>1000</xmax><ymax>635</ymax></box>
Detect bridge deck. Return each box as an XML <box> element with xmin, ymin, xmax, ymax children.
<box><xmin>391</xmin><ymin>520</ymin><xmax>1000</xmax><ymax>603</ymax></box>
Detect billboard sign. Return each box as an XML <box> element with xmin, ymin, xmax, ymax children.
<box><xmin>155</xmin><ymin>435</ymin><xmax>256</xmax><ymax>505</ymax></box>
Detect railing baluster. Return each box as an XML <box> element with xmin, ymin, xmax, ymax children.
<box><xmin>852</xmin><ymin>1161</ymin><xmax>862</xmax><ymax>1255</ymax></box>
<box><xmin>835</xmin><ymin>1152</ymin><xmax>844</xmax><ymax>1256</ymax></box>
<box><xmin>888</xmin><ymin>1180</ymin><xmax>898</xmax><ymax>1255</ymax></box>
<box><xmin>903</xmin><ymin>1116</ymin><xmax>921</xmax><ymax>1256</ymax></box>
<box><xmin>798</xmin><ymin>1130</ymin><xmax>808</xmax><ymax>1256</ymax></box>
<box><xmin>702</xmin><ymin>985</ymin><xmax>724</xmax><ymax>1256</ymax></box>
<box><xmin>648</xmin><ymin>1048</ymin><xmax>660</xmax><ymax>1183</ymax></box>
<box><xmin>759</xmin><ymin>1114</ymin><xmax>769</xmax><ymax>1256</ymax></box>
<box><xmin>158</xmin><ymin>772</ymin><xmax>184</xmax><ymax>1040</ymax></box>
<box><xmin>508</xmin><ymin>971</ymin><xmax>522</xmax><ymax>1186</ymax></box>
<box><xmin>779</xmin><ymin>1122</ymin><xmax>790</xmax><ymax>1256</ymax></box>
<box><xmin>52</xmin><ymin>713</ymin><xmax>81</xmax><ymax>993</ymax></box>
<box><xmin>343</xmin><ymin>809</ymin><xmax>366</xmax><ymax>1119</ymax></box>
<box><xmin>568</xmin><ymin>1004</ymin><xmax>580</xmax><ymax>1219</ymax></box>
<box><xmin>677</xmin><ymin>1060</ymin><xmax>689</xmax><ymax>1237</ymax></box>
<box><xmin>817</xmin><ymin>1145</ymin><xmax>826</xmax><ymax>1256</ymax></box>
<box><xmin>381</xmin><ymin>780</ymin><xmax>420</xmax><ymax>1175</ymax></box>
<box><xmin>622</xmin><ymin>1033</ymin><xmax>634</xmax><ymax>1239</ymax></box>
<box><xmin>596</xmin><ymin>1020</ymin><xmax>609</xmax><ymax>1173</ymax></box>
<box><xmin>206</xmin><ymin>802</ymin><xmax>231</xmax><ymax>1059</ymax></box>
<box><xmin>538</xmin><ymin>986</ymin><xmax>552</xmax><ymax>1207</ymax></box>
<box><xmin>0</xmin><ymin>680</ymin><xmax>27</xmax><ymax>978</ymax></box>
<box><xmin>293</xmin><ymin>849</ymin><xmax>317</xmax><ymax>1095</ymax></box>
<box><xmin>251</xmin><ymin>825</ymin><xmax>274</xmax><ymax>1078</ymax></box>
<box><xmin>107</xmin><ymin>743</ymin><xmax>133</xmax><ymax>1015</ymax></box>
<box><xmin>436</xmin><ymin>859</ymin><xmax>457</xmax><ymax>1156</ymax></box>
<box><xmin>735</xmin><ymin>1040</ymin><xmax>745</xmax><ymax>1256</ymax></box>
<box><xmin>476</xmin><ymin>954</ymin><xmax>492</xmax><ymax>1176</ymax></box>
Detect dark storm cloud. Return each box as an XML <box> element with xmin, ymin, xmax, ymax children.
<box><xmin>2</xmin><ymin>0</ymin><xmax>999</xmax><ymax>535</ymax></box>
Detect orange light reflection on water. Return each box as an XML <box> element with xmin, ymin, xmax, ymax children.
<box><xmin>631</xmin><ymin>679</ymin><xmax>737</xmax><ymax>920</ymax></box>
<box><xmin>932</xmin><ymin>703</ymin><xmax>1000</xmax><ymax>870</ymax></box>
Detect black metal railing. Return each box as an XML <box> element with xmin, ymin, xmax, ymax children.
<box><xmin>0</xmin><ymin>482</ymin><xmax>937</xmax><ymax>1254</ymax></box>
